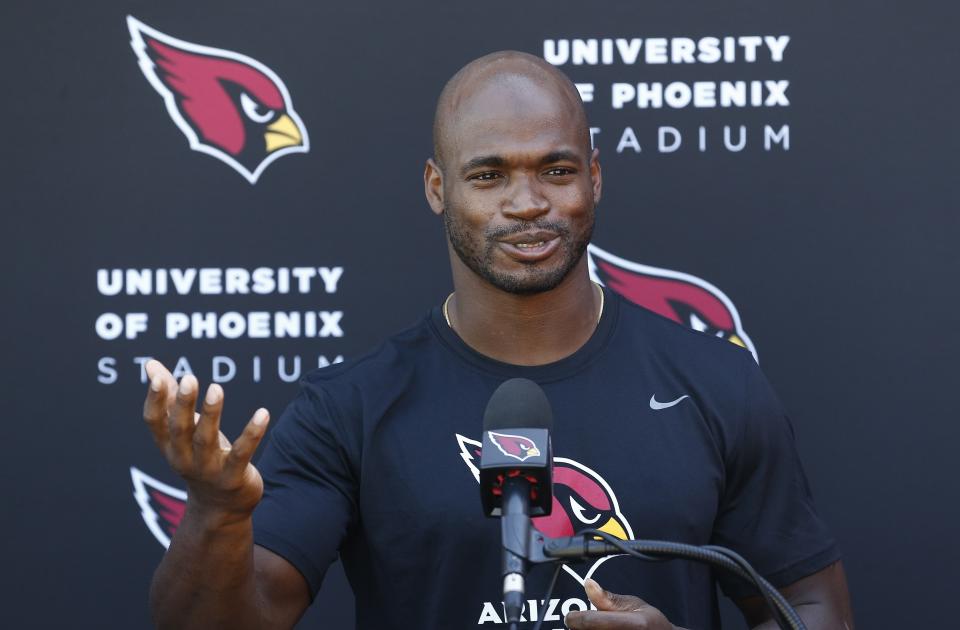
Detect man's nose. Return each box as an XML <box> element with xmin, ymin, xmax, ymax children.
<box><xmin>502</xmin><ymin>174</ymin><xmax>550</xmax><ymax>220</ymax></box>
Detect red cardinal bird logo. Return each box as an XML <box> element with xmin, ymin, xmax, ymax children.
<box><xmin>457</xmin><ymin>434</ymin><xmax>634</xmax><ymax>585</ymax></box>
<box><xmin>131</xmin><ymin>467</ymin><xmax>186</xmax><ymax>548</ymax></box>
<box><xmin>588</xmin><ymin>244</ymin><xmax>757</xmax><ymax>360</ymax></box>
<box><xmin>127</xmin><ymin>16</ymin><xmax>309</xmax><ymax>183</ymax></box>
<box><xmin>487</xmin><ymin>431</ymin><xmax>542</xmax><ymax>462</ymax></box>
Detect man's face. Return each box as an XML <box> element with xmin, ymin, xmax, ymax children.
<box><xmin>436</xmin><ymin>79</ymin><xmax>600</xmax><ymax>294</ymax></box>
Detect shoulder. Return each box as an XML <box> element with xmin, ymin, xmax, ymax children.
<box><xmin>265</xmin><ymin>312</ymin><xmax>440</xmax><ymax>457</ymax></box>
<box><xmin>297</xmin><ymin>312</ymin><xmax>438</xmax><ymax>415</ymax></box>
<box><xmin>612</xmin><ymin>294</ymin><xmax>763</xmax><ymax>452</ymax></box>
<box><xmin>613</xmin><ymin>291</ymin><xmax>756</xmax><ymax>374</ymax></box>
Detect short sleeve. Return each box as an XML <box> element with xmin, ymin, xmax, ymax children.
<box><xmin>711</xmin><ymin>353</ymin><xmax>840</xmax><ymax>599</ymax></box>
<box><xmin>253</xmin><ymin>384</ymin><xmax>359</xmax><ymax>600</ymax></box>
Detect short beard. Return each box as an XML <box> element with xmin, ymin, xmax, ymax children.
<box><xmin>443</xmin><ymin>205</ymin><xmax>594</xmax><ymax>295</ymax></box>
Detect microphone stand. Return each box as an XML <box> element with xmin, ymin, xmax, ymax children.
<box><xmin>500</xmin><ymin>476</ymin><xmax>532</xmax><ymax>627</ymax></box>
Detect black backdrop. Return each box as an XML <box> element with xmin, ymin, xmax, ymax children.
<box><xmin>5</xmin><ymin>1</ymin><xmax>959</xmax><ymax>628</ymax></box>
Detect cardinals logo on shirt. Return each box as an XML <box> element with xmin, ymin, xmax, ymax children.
<box><xmin>127</xmin><ymin>16</ymin><xmax>309</xmax><ymax>183</ymax></box>
<box><xmin>588</xmin><ymin>244</ymin><xmax>757</xmax><ymax>360</ymax></box>
<box><xmin>488</xmin><ymin>431</ymin><xmax>542</xmax><ymax>462</ymax></box>
<box><xmin>457</xmin><ymin>434</ymin><xmax>634</xmax><ymax>585</ymax></box>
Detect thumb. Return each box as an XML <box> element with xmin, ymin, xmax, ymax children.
<box><xmin>583</xmin><ymin>578</ymin><xmax>644</xmax><ymax>612</ymax></box>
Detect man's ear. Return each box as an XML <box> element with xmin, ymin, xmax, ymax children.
<box><xmin>424</xmin><ymin>158</ymin><xmax>445</xmax><ymax>216</ymax></box>
<box><xmin>589</xmin><ymin>147</ymin><xmax>602</xmax><ymax>206</ymax></box>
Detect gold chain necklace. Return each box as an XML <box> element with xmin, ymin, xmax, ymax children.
<box><xmin>442</xmin><ymin>282</ymin><xmax>605</xmax><ymax>329</ymax></box>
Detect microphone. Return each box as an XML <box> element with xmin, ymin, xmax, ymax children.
<box><xmin>479</xmin><ymin>378</ymin><xmax>554</xmax><ymax>628</ymax></box>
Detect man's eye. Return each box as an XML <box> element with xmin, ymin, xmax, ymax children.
<box><xmin>470</xmin><ymin>172</ymin><xmax>501</xmax><ymax>182</ymax></box>
<box><xmin>545</xmin><ymin>167</ymin><xmax>574</xmax><ymax>176</ymax></box>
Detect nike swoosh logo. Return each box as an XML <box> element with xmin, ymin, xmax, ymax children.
<box><xmin>649</xmin><ymin>394</ymin><xmax>690</xmax><ymax>411</ymax></box>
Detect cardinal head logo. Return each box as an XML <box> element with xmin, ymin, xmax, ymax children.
<box><xmin>127</xmin><ymin>16</ymin><xmax>309</xmax><ymax>183</ymax></box>
<box><xmin>588</xmin><ymin>244</ymin><xmax>757</xmax><ymax>360</ymax></box>
<box><xmin>457</xmin><ymin>434</ymin><xmax>634</xmax><ymax>585</ymax></box>
<box><xmin>487</xmin><ymin>431</ymin><xmax>541</xmax><ymax>462</ymax></box>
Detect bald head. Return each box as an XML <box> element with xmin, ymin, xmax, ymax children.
<box><xmin>432</xmin><ymin>51</ymin><xmax>590</xmax><ymax>169</ymax></box>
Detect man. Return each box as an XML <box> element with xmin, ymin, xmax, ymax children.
<box><xmin>142</xmin><ymin>52</ymin><xmax>854</xmax><ymax>629</ymax></box>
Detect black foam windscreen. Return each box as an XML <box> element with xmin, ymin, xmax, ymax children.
<box><xmin>482</xmin><ymin>378</ymin><xmax>553</xmax><ymax>431</ymax></box>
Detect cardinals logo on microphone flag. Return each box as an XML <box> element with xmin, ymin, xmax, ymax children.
<box><xmin>127</xmin><ymin>16</ymin><xmax>309</xmax><ymax>183</ymax></box>
<box><xmin>487</xmin><ymin>430</ymin><xmax>542</xmax><ymax>462</ymax></box>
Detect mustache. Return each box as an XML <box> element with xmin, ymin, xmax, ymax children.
<box><xmin>484</xmin><ymin>220</ymin><xmax>570</xmax><ymax>240</ymax></box>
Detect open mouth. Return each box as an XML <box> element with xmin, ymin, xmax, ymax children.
<box><xmin>497</xmin><ymin>232</ymin><xmax>561</xmax><ymax>262</ymax></box>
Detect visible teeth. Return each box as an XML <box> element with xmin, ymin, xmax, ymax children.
<box><xmin>516</xmin><ymin>241</ymin><xmax>544</xmax><ymax>248</ymax></box>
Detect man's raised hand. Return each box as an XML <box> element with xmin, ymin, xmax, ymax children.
<box><xmin>142</xmin><ymin>359</ymin><xmax>270</xmax><ymax>524</ymax></box>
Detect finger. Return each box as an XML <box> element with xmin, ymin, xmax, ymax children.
<box><xmin>192</xmin><ymin>383</ymin><xmax>224</xmax><ymax>461</ymax></box>
<box><xmin>142</xmin><ymin>373</ymin><xmax>169</xmax><ymax>447</ymax></box>
<box><xmin>197</xmin><ymin>409</ymin><xmax>231</xmax><ymax>450</ymax></box>
<box><xmin>584</xmin><ymin>578</ymin><xmax>646</xmax><ymax>612</ymax></box>
<box><xmin>144</xmin><ymin>360</ymin><xmax>175</xmax><ymax>421</ymax></box>
<box><xmin>144</xmin><ymin>359</ymin><xmax>168</xmax><ymax>383</ymax></box>
<box><xmin>167</xmin><ymin>374</ymin><xmax>199</xmax><ymax>467</ymax></box>
<box><xmin>145</xmin><ymin>359</ymin><xmax>178</xmax><ymax>409</ymax></box>
<box><xmin>144</xmin><ymin>359</ymin><xmax>177</xmax><ymax>395</ymax></box>
<box><xmin>565</xmin><ymin>610</ymin><xmax>650</xmax><ymax>629</ymax></box>
<box><xmin>223</xmin><ymin>408</ymin><xmax>270</xmax><ymax>480</ymax></box>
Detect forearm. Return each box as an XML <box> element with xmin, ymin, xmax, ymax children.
<box><xmin>149</xmin><ymin>504</ymin><xmax>263</xmax><ymax>630</ymax></box>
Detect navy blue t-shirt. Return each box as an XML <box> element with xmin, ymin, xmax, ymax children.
<box><xmin>253</xmin><ymin>289</ymin><xmax>839</xmax><ymax>629</ymax></box>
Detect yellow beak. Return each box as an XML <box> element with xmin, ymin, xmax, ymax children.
<box><xmin>264</xmin><ymin>114</ymin><xmax>303</xmax><ymax>152</ymax></box>
<box><xmin>526</xmin><ymin>446</ymin><xmax>541</xmax><ymax>458</ymax></box>
<box><xmin>727</xmin><ymin>333</ymin><xmax>746</xmax><ymax>348</ymax></box>
<box><xmin>596</xmin><ymin>516</ymin><xmax>628</xmax><ymax>540</ymax></box>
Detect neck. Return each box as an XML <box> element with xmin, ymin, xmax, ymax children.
<box><xmin>446</xmin><ymin>256</ymin><xmax>601</xmax><ymax>366</ymax></box>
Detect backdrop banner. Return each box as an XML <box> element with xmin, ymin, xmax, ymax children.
<box><xmin>5</xmin><ymin>1</ymin><xmax>959</xmax><ymax>628</ymax></box>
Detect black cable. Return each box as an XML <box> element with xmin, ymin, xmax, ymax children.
<box><xmin>580</xmin><ymin>530</ymin><xmax>801</xmax><ymax>630</ymax></box>
<box><xmin>574</xmin><ymin>529</ymin><xmax>806</xmax><ymax>630</ymax></box>
<box><xmin>530</xmin><ymin>562</ymin><xmax>563</xmax><ymax>630</ymax></box>
<box><xmin>702</xmin><ymin>544</ymin><xmax>789</xmax><ymax>629</ymax></box>
<box><xmin>700</xmin><ymin>545</ymin><xmax>799</xmax><ymax>630</ymax></box>
<box><xmin>578</xmin><ymin>529</ymin><xmax>782</xmax><ymax>624</ymax></box>
<box><xmin>598</xmin><ymin>532</ymin><xmax>793</xmax><ymax>629</ymax></box>
<box><xmin>701</xmin><ymin>544</ymin><xmax>791</xmax><ymax>629</ymax></box>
